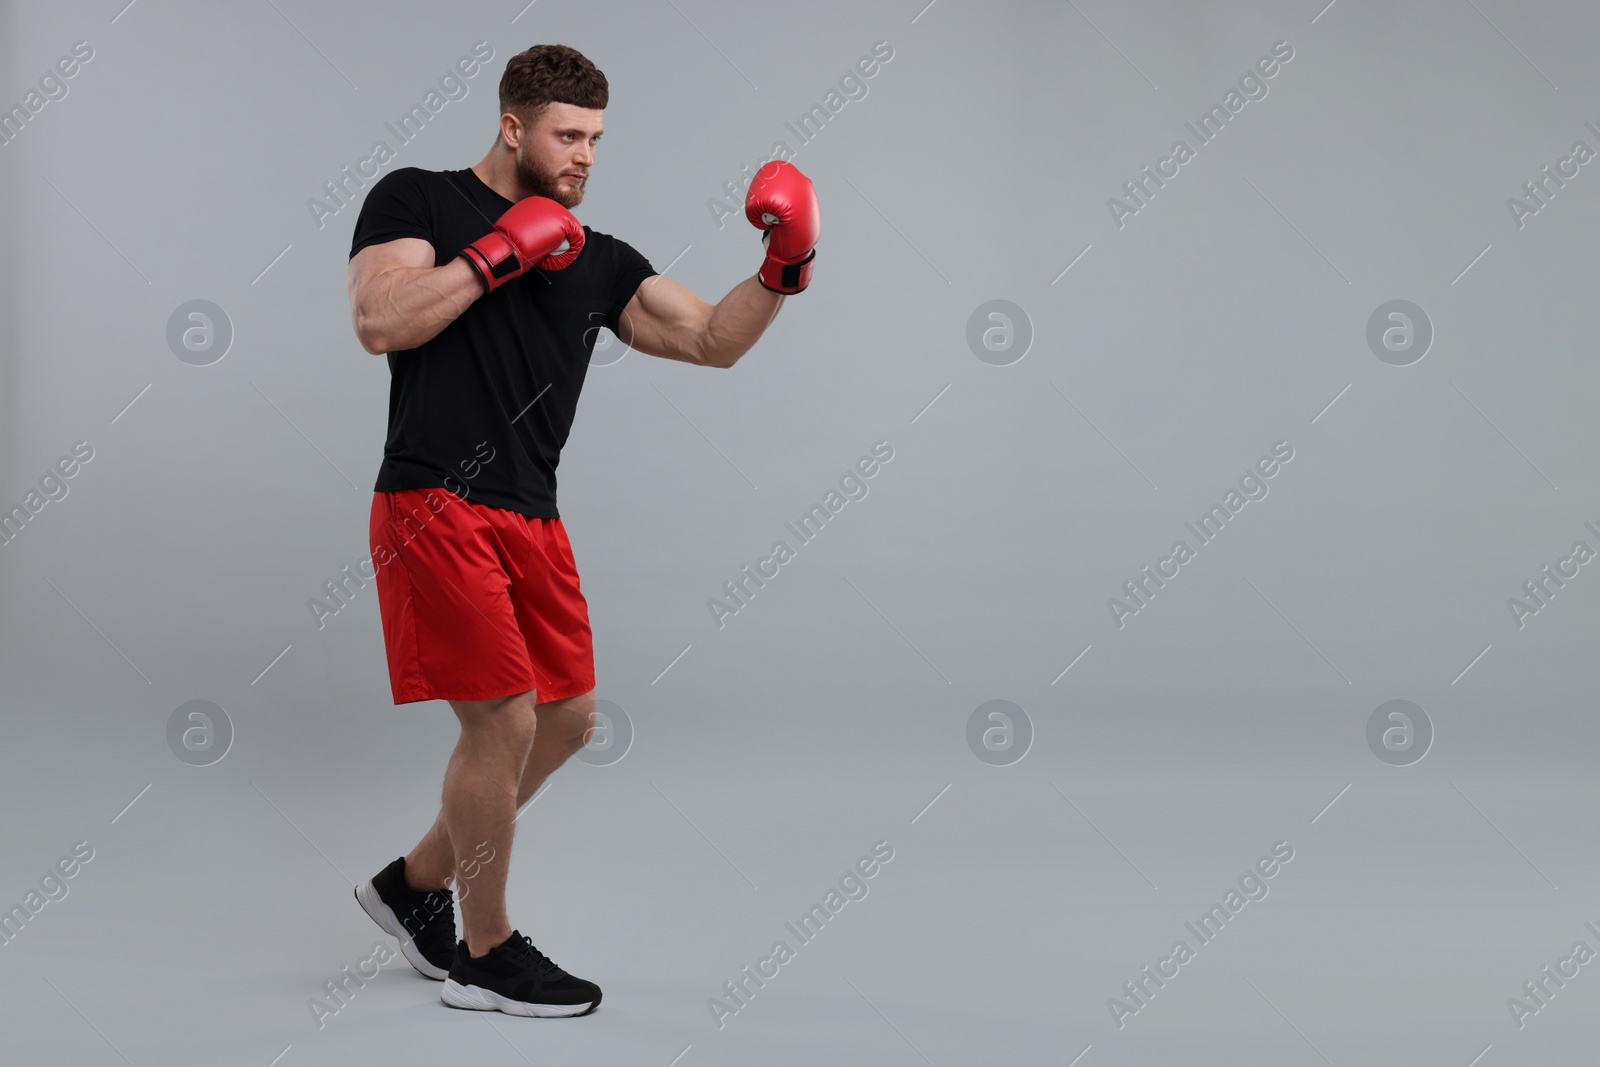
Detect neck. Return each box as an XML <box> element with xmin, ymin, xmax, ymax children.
<box><xmin>471</xmin><ymin>143</ymin><xmax>529</xmax><ymax>202</ymax></box>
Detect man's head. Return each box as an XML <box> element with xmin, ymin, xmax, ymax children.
<box><xmin>498</xmin><ymin>44</ymin><xmax>607</xmax><ymax>208</ymax></box>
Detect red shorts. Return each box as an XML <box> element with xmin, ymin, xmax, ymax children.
<box><xmin>368</xmin><ymin>488</ymin><xmax>595</xmax><ymax>705</ymax></box>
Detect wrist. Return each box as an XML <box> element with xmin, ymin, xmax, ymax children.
<box><xmin>458</xmin><ymin>250</ymin><xmax>492</xmax><ymax>294</ymax></box>
<box><xmin>758</xmin><ymin>247</ymin><xmax>815</xmax><ymax>294</ymax></box>
<box><xmin>460</xmin><ymin>231</ymin><xmax>524</xmax><ymax>294</ymax></box>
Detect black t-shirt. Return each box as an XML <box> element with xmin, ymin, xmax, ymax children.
<box><xmin>349</xmin><ymin>166</ymin><xmax>657</xmax><ymax>518</ymax></box>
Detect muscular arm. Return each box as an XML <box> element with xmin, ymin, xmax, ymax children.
<box><xmin>618</xmin><ymin>273</ymin><xmax>784</xmax><ymax>369</ymax></box>
<box><xmin>347</xmin><ymin>237</ymin><xmax>484</xmax><ymax>355</ymax></box>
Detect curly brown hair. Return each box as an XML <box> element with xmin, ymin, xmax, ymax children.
<box><xmin>498</xmin><ymin>44</ymin><xmax>608</xmax><ymax>126</ymax></box>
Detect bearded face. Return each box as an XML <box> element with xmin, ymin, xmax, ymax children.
<box><xmin>516</xmin><ymin>141</ymin><xmax>584</xmax><ymax>207</ymax></box>
<box><xmin>514</xmin><ymin>104</ymin><xmax>598</xmax><ymax>208</ymax></box>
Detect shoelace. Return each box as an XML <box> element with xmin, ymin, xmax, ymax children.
<box><xmin>422</xmin><ymin>891</ymin><xmax>455</xmax><ymax>927</ymax></box>
<box><xmin>503</xmin><ymin>933</ymin><xmax>562</xmax><ymax>976</ymax></box>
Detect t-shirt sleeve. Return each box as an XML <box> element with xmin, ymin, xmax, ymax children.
<box><xmin>606</xmin><ymin>237</ymin><xmax>658</xmax><ymax>334</ymax></box>
<box><xmin>349</xmin><ymin>168</ymin><xmax>435</xmax><ymax>260</ymax></box>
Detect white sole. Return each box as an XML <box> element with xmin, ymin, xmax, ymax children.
<box><xmin>354</xmin><ymin>879</ymin><xmax>450</xmax><ymax>981</ymax></box>
<box><xmin>440</xmin><ymin>978</ymin><xmax>594</xmax><ymax>1017</ymax></box>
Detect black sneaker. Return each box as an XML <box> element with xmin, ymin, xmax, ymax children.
<box><xmin>440</xmin><ymin>930</ymin><xmax>601</xmax><ymax>1017</ymax></box>
<box><xmin>354</xmin><ymin>856</ymin><xmax>457</xmax><ymax>980</ymax></box>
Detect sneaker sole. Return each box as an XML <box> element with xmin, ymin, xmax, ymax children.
<box><xmin>440</xmin><ymin>978</ymin><xmax>597</xmax><ymax>1017</ymax></box>
<box><xmin>354</xmin><ymin>880</ymin><xmax>450</xmax><ymax>981</ymax></box>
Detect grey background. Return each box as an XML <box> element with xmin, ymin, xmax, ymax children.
<box><xmin>2</xmin><ymin>0</ymin><xmax>1598</xmax><ymax>1062</ymax></box>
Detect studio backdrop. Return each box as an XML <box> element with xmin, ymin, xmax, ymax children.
<box><xmin>3</xmin><ymin>1</ymin><xmax>1599</xmax><ymax>1064</ymax></box>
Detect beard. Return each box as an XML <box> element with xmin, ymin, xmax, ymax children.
<box><xmin>517</xmin><ymin>145</ymin><xmax>585</xmax><ymax>208</ymax></box>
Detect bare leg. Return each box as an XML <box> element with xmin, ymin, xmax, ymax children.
<box><xmin>432</xmin><ymin>690</ymin><xmax>537</xmax><ymax>957</ymax></box>
<box><xmin>522</xmin><ymin>690</ymin><xmax>599</xmax><ymax>797</ymax></box>
<box><xmin>403</xmin><ymin>690</ymin><xmax>596</xmax><ymax>952</ymax></box>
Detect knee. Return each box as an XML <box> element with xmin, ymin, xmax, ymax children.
<box><xmin>454</xmin><ymin>691</ymin><xmax>538</xmax><ymax>749</ymax></box>
<box><xmin>542</xmin><ymin>691</ymin><xmax>596</xmax><ymax>755</ymax></box>
<box><xmin>567</xmin><ymin>692</ymin><xmax>598</xmax><ymax>753</ymax></box>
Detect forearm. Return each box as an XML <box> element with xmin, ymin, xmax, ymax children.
<box><xmin>355</xmin><ymin>258</ymin><xmax>483</xmax><ymax>354</ymax></box>
<box><xmin>699</xmin><ymin>274</ymin><xmax>785</xmax><ymax>368</ymax></box>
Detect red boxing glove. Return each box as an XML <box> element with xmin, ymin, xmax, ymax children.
<box><xmin>745</xmin><ymin>161</ymin><xmax>819</xmax><ymax>294</ymax></box>
<box><xmin>459</xmin><ymin>195</ymin><xmax>585</xmax><ymax>293</ymax></box>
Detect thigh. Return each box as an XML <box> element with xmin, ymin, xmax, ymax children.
<box><xmin>505</xmin><ymin>516</ymin><xmax>596</xmax><ymax>703</ymax></box>
<box><xmin>370</xmin><ymin>488</ymin><xmax>541</xmax><ymax>702</ymax></box>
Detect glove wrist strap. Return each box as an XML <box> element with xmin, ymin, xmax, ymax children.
<box><xmin>758</xmin><ymin>248</ymin><xmax>815</xmax><ymax>294</ymax></box>
<box><xmin>460</xmin><ymin>232</ymin><xmax>525</xmax><ymax>294</ymax></box>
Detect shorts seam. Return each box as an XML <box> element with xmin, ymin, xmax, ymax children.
<box><xmin>388</xmin><ymin>491</ymin><xmax>428</xmax><ymax>700</ymax></box>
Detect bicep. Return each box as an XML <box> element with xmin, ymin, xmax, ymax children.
<box><xmin>620</xmin><ymin>274</ymin><xmax>713</xmax><ymax>365</ymax></box>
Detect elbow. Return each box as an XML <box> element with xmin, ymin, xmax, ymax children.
<box><xmin>699</xmin><ymin>340</ymin><xmax>745</xmax><ymax>369</ymax></box>
<box><xmin>352</xmin><ymin>311</ymin><xmax>388</xmax><ymax>355</ymax></box>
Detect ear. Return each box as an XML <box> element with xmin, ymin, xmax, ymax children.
<box><xmin>500</xmin><ymin>111</ymin><xmax>525</xmax><ymax>148</ymax></box>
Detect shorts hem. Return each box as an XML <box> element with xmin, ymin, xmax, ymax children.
<box><xmin>533</xmin><ymin>679</ymin><xmax>596</xmax><ymax>703</ymax></box>
<box><xmin>390</xmin><ymin>685</ymin><xmax>536</xmax><ymax>706</ymax></box>
<box><xmin>391</xmin><ymin>679</ymin><xmax>594</xmax><ymax>706</ymax></box>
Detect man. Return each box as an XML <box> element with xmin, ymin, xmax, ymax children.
<box><xmin>344</xmin><ymin>43</ymin><xmax>818</xmax><ymax>1018</ymax></box>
